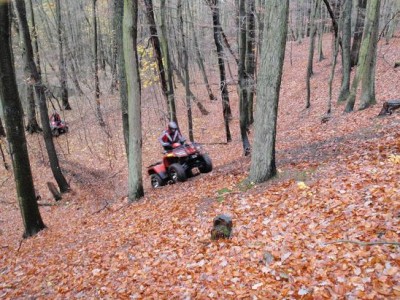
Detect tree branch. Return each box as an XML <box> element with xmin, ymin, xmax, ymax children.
<box><xmin>322</xmin><ymin>0</ymin><xmax>342</xmax><ymax>48</ymax></box>
<box><xmin>323</xmin><ymin>239</ymin><xmax>400</xmax><ymax>246</ymax></box>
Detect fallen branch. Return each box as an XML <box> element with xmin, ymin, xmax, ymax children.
<box><xmin>323</xmin><ymin>240</ymin><xmax>400</xmax><ymax>246</ymax></box>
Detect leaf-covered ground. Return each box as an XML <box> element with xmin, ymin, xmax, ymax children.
<box><xmin>1</xmin><ymin>36</ymin><xmax>399</xmax><ymax>299</ymax></box>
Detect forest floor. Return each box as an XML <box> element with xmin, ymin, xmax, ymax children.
<box><xmin>1</xmin><ymin>35</ymin><xmax>400</xmax><ymax>299</ymax></box>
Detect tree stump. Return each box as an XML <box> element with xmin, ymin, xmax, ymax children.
<box><xmin>378</xmin><ymin>99</ymin><xmax>400</xmax><ymax>116</ymax></box>
<box><xmin>211</xmin><ymin>214</ymin><xmax>233</xmax><ymax>240</ymax></box>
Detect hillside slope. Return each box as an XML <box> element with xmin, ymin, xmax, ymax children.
<box><xmin>0</xmin><ymin>35</ymin><xmax>399</xmax><ymax>299</ymax></box>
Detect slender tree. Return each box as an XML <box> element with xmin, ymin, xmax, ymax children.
<box><xmin>115</xmin><ymin>0</ymin><xmax>129</xmax><ymax>156</ymax></box>
<box><xmin>160</xmin><ymin>0</ymin><xmax>178</xmax><ymax>123</ymax></box>
<box><xmin>245</xmin><ymin>0</ymin><xmax>256</xmax><ymax>125</ymax></box>
<box><xmin>0</xmin><ymin>2</ymin><xmax>46</xmax><ymax>238</ymax></box>
<box><xmin>14</xmin><ymin>0</ymin><xmax>70</xmax><ymax>193</ymax></box>
<box><xmin>338</xmin><ymin>0</ymin><xmax>352</xmax><ymax>103</ymax></box>
<box><xmin>249</xmin><ymin>0</ymin><xmax>289</xmax><ymax>183</ymax></box>
<box><xmin>143</xmin><ymin>0</ymin><xmax>169</xmax><ymax>102</ymax></box>
<box><xmin>23</xmin><ymin>0</ymin><xmax>41</xmax><ymax>133</ymax></box>
<box><xmin>187</xmin><ymin>1</ymin><xmax>216</xmax><ymax>102</ymax></box>
<box><xmin>351</xmin><ymin>0</ymin><xmax>367</xmax><ymax>67</ymax></box>
<box><xmin>93</xmin><ymin>0</ymin><xmax>106</xmax><ymax>127</ymax></box>
<box><xmin>238</xmin><ymin>0</ymin><xmax>251</xmax><ymax>155</ymax></box>
<box><xmin>55</xmin><ymin>0</ymin><xmax>71</xmax><ymax>110</ymax></box>
<box><xmin>123</xmin><ymin>0</ymin><xmax>144</xmax><ymax>201</ymax></box>
<box><xmin>206</xmin><ymin>0</ymin><xmax>232</xmax><ymax>143</ymax></box>
<box><xmin>177</xmin><ymin>0</ymin><xmax>193</xmax><ymax>142</ymax></box>
<box><xmin>305</xmin><ymin>0</ymin><xmax>321</xmax><ymax>109</ymax></box>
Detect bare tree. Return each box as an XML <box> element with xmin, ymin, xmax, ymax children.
<box><xmin>123</xmin><ymin>0</ymin><xmax>144</xmax><ymax>201</ymax></box>
<box><xmin>55</xmin><ymin>0</ymin><xmax>71</xmax><ymax>110</ymax></box>
<box><xmin>206</xmin><ymin>0</ymin><xmax>232</xmax><ymax>143</ymax></box>
<box><xmin>93</xmin><ymin>0</ymin><xmax>106</xmax><ymax>127</ymax></box>
<box><xmin>345</xmin><ymin>0</ymin><xmax>381</xmax><ymax>112</ymax></box>
<box><xmin>0</xmin><ymin>2</ymin><xmax>46</xmax><ymax>238</ymax></box>
<box><xmin>14</xmin><ymin>0</ymin><xmax>70</xmax><ymax>193</ymax></box>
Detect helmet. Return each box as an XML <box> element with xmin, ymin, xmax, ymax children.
<box><xmin>168</xmin><ymin>121</ymin><xmax>178</xmax><ymax>132</ymax></box>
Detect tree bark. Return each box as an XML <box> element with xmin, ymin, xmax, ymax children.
<box><xmin>55</xmin><ymin>0</ymin><xmax>71</xmax><ymax>110</ymax></box>
<box><xmin>338</xmin><ymin>0</ymin><xmax>352</xmax><ymax>103</ymax></box>
<box><xmin>305</xmin><ymin>0</ymin><xmax>320</xmax><ymax>109</ymax></box>
<box><xmin>359</xmin><ymin>0</ymin><xmax>380</xmax><ymax>110</ymax></box>
<box><xmin>160</xmin><ymin>0</ymin><xmax>178</xmax><ymax>123</ymax></box>
<box><xmin>115</xmin><ymin>0</ymin><xmax>129</xmax><ymax>156</ymax></box>
<box><xmin>0</xmin><ymin>117</ymin><xmax>6</xmax><ymax>137</ymax></box>
<box><xmin>249</xmin><ymin>0</ymin><xmax>289</xmax><ymax>183</ymax></box>
<box><xmin>187</xmin><ymin>1</ymin><xmax>216</xmax><ymax>102</ymax></box>
<box><xmin>123</xmin><ymin>0</ymin><xmax>144</xmax><ymax>201</ymax></box>
<box><xmin>93</xmin><ymin>0</ymin><xmax>105</xmax><ymax>127</ymax></box>
<box><xmin>0</xmin><ymin>2</ymin><xmax>46</xmax><ymax>238</ymax></box>
<box><xmin>345</xmin><ymin>0</ymin><xmax>381</xmax><ymax>112</ymax></box>
<box><xmin>207</xmin><ymin>0</ymin><xmax>232</xmax><ymax>142</ymax></box>
<box><xmin>238</xmin><ymin>0</ymin><xmax>251</xmax><ymax>156</ymax></box>
<box><xmin>245</xmin><ymin>0</ymin><xmax>256</xmax><ymax>125</ymax></box>
<box><xmin>143</xmin><ymin>0</ymin><xmax>168</xmax><ymax>102</ymax></box>
<box><xmin>177</xmin><ymin>0</ymin><xmax>193</xmax><ymax>142</ymax></box>
<box><xmin>14</xmin><ymin>0</ymin><xmax>70</xmax><ymax>193</ymax></box>
<box><xmin>350</xmin><ymin>0</ymin><xmax>367</xmax><ymax>67</ymax></box>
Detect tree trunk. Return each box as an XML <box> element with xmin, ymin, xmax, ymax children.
<box><xmin>338</xmin><ymin>0</ymin><xmax>352</xmax><ymax>103</ymax></box>
<box><xmin>238</xmin><ymin>0</ymin><xmax>251</xmax><ymax>156</ymax></box>
<box><xmin>0</xmin><ymin>117</ymin><xmax>6</xmax><ymax>137</ymax></box>
<box><xmin>317</xmin><ymin>2</ymin><xmax>325</xmax><ymax>61</ymax></box>
<box><xmin>187</xmin><ymin>1</ymin><xmax>216</xmax><ymax>102</ymax></box>
<box><xmin>245</xmin><ymin>0</ymin><xmax>256</xmax><ymax>126</ymax></box>
<box><xmin>170</xmin><ymin>60</ymin><xmax>210</xmax><ymax>116</ymax></box>
<box><xmin>109</xmin><ymin>0</ymin><xmax>118</xmax><ymax>94</ymax></box>
<box><xmin>115</xmin><ymin>0</ymin><xmax>129</xmax><ymax>156</ymax></box>
<box><xmin>143</xmin><ymin>0</ymin><xmax>169</xmax><ymax>102</ymax></box>
<box><xmin>14</xmin><ymin>0</ymin><xmax>70</xmax><ymax>193</ymax></box>
<box><xmin>55</xmin><ymin>0</ymin><xmax>71</xmax><ymax>110</ymax></box>
<box><xmin>249</xmin><ymin>0</ymin><xmax>289</xmax><ymax>183</ymax></box>
<box><xmin>177</xmin><ymin>0</ymin><xmax>194</xmax><ymax>142</ymax></box>
<box><xmin>123</xmin><ymin>0</ymin><xmax>144</xmax><ymax>201</ymax></box>
<box><xmin>350</xmin><ymin>0</ymin><xmax>367</xmax><ymax>67</ymax></box>
<box><xmin>93</xmin><ymin>0</ymin><xmax>105</xmax><ymax>127</ymax></box>
<box><xmin>359</xmin><ymin>0</ymin><xmax>380</xmax><ymax>110</ymax></box>
<box><xmin>160</xmin><ymin>0</ymin><xmax>178</xmax><ymax>123</ymax></box>
<box><xmin>345</xmin><ymin>0</ymin><xmax>381</xmax><ymax>112</ymax></box>
<box><xmin>305</xmin><ymin>0</ymin><xmax>320</xmax><ymax>109</ymax></box>
<box><xmin>207</xmin><ymin>0</ymin><xmax>232</xmax><ymax>142</ymax></box>
<box><xmin>0</xmin><ymin>2</ymin><xmax>46</xmax><ymax>238</ymax></box>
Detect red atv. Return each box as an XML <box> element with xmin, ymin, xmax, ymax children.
<box><xmin>49</xmin><ymin>113</ymin><xmax>68</xmax><ymax>137</ymax></box>
<box><xmin>148</xmin><ymin>142</ymin><xmax>213</xmax><ymax>188</ymax></box>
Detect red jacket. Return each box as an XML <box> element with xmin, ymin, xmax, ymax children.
<box><xmin>159</xmin><ymin>129</ymin><xmax>185</xmax><ymax>147</ymax></box>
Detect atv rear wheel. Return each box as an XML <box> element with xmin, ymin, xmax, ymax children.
<box><xmin>52</xmin><ymin>128</ymin><xmax>60</xmax><ymax>137</ymax></box>
<box><xmin>168</xmin><ymin>163</ymin><xmax>187</xmax><ymax>183</ymax></box>
<box><xmin>199</xmin><ymin>154</ymin><xmax>213</xmax><ymax>173</ymax></box>
<box><xmin>150</xmin><ymin>174</ymin><xmax>163</xmax><ymax>188</ymax></box>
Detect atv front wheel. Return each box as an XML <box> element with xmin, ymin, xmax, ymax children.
<box><xmin>150</xmin><ymin>174</ymin><xmax>163</xmax><ymax>188</ymax></box>
<box><xmin>199</xmin><ymin>154</ymin><xmax>213</xmax><ymax>173</ymax></box>
<box><xmin>168</xmin><ymin>163</ymin><xmax>187</xmax><ymax>183</ymax></box>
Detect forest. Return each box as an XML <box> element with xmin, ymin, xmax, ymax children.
<box><xmin>0</xmin><ymin>0</ymin><xmax>399</xmax><ymax>298</ymax></box>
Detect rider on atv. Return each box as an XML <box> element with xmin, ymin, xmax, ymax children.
<box><xmin>159</xmin><ymin>121</ymin><xmax>186</xmax><ymax>151</ymax></box>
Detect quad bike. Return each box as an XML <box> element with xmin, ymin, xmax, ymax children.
<box><xmin>49</xmin><ymin>114</ymin><xmax>69</xmax><ymax>137</ymax></box>
<box><xmin>148</xmin><ymin>142</ymin><xmax>213</xmax><ymax>188</ymax></box>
